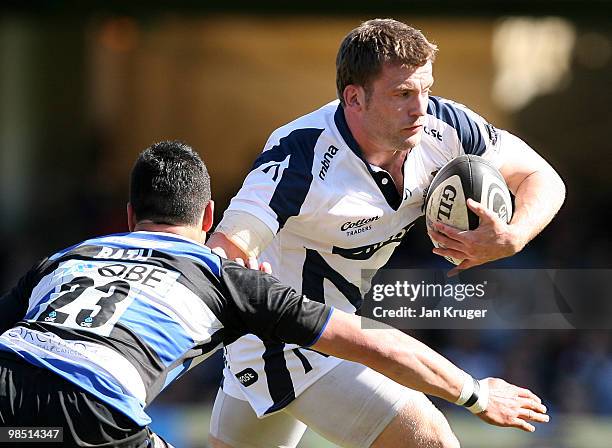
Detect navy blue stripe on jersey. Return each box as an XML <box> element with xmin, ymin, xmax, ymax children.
<box><xmin>252</xmin><ymin>128</ymin><xmax>321</xmax><ymax>170</ymax></box>
<box><xmin>332</xmin><ymin>220</ymin><xmax>417</xmax><ymax>261</ymax></box>
<box><xmin>292</xmin><ymin>348</ymin><xmax>312</xmax><ymax>373</ymax></box>
<box><xmin>302</xmin><ymin>248</ymin><xmax>362</xmax><ymax>310</ymax></box>
<box><xmin>427</xmin><ymin>96</ymin><xmax>486</xmax><ymax>156</ymax></box>
<box><xmin>262</xmin><ymin>341</ymin><xmax>295</xmax><ymax>414</ymax></box>
<box><xmin>118</xmin><ymin>299</ymin><xmax>194</xmax><ymax>367</ymax></box>
<box><xmin>303</xmin><ymin>347</ymin><xmax>329</xmax><ymax>358</ymax></box>
<box><xmin>253</xmin><ymin>129</ymin><xmax>323</xmax><ymax>229</ymax></box>
<box><xmin>334</xmin><ymin>104</ymin><xmax>361</xmax><ymax>157</ymax></box>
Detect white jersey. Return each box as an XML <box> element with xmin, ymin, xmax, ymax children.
<box><xmin>220</xmin><ymin>97</ymin><xmax>512</xmax><ymax>417</ymax></box>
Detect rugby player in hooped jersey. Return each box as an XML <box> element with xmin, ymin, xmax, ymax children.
<box><xmin>0</xmin><ymin>142</ymin><xmax>547</xmax><ymax>447</ymax></box>
<box><xmin>208</xmin><ymin>19</ymin><xmax>565</xmax><ymax>448</ymax></box>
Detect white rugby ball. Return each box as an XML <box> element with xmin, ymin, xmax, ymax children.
<box><xmin>424</xmin><ymin>155</ymin><xmax>513</xmax><ymax>265</ymax></box>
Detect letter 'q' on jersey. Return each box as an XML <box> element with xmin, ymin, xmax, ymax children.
<box><xmin>0</xmin><ymin>232</ymin><xmax>331</xmax><ymax>426</ymax></box>
<box><xmin>219</xmin><ymin>96</ymin><xmax>516</xmax><ymax>416</ymax></box>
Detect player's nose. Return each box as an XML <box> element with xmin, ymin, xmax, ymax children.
<box><xmin>409</xmin><ymin>93</ymin><xmax>428</xmax><ymax>118</ymax></box>
<box><xmin>415</xmin><ymin>93</ymin><xmax>428</xmax><ymax>116</ymax></box>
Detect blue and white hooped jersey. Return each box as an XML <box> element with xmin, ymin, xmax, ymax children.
<box><xmin>0</xmin><ymin>232</ymin><xmax>331</xmax><ymax>426</ymax></box>
<box><xmin>220</xmin><ymin>97</ymin><xmax>519</xmax><ymax>416</ymax></box>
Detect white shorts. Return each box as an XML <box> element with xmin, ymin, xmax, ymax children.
<box><xmin>210</xmin><ymin>359</ymin><xmax>413</xmax><ymax>448</ymax></box>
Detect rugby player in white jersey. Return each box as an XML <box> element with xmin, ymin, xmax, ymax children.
<box><xmin>208</xmin><ymin>19</ymin><xmax>565</xmax><ymax>448</ymax></box>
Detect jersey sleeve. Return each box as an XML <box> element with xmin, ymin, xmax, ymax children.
<box><xmin>0</xmin><ymin>259</ymin><xmax>46</xmax><ymax>332</ymax></box>
<box><xmin>427</xmin><ymin>96</ymin><xmax>507</xmax><ymax>168</ymax></box>
<box><xmin>214</xmin><ymin>210</ymin><xmax>275</xmax><ymax>258</ymax></box>
<box><xmin>219</xmin><ymin>259</ymin><xmax>333</xmax><ymax>347</ymax></box>
<box><xmin>220</xmin><ymin>127</ymin><xmax>324</xmax><ymax>241</ymax></box>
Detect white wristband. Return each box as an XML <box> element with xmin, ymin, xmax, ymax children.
<box><xmin>455</xmin><ymin>375</ymin><xmax>489</xmax><ymax>414</ymax></box>
<box><xmin>455</xmin><ymin>373</ymin><xmax>475</xmax><ymax>406</ymax></box>
<box><xmin>467</xmin><ymin>379</ymin><xmax>489</xmax><ymax>414</ymax></box>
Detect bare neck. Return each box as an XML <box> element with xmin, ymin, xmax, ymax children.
<box><xmin>344</xmin><ymin>109</ymin><xmax>408</xmax><ymax>172</ymax></box>
<box><xmin>132</xmin><ymin>222</ymin><xmax>206</xmax><ymax>244</ymax></box>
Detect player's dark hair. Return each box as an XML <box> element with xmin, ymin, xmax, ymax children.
<box><xmin>336</xmin><ymin>18</ymin><xmax>437</xmax><ymax>105</ymax></box>
<box><xmin>130</xmin><ymin>141</ymin><xmax>211</xmax><ymax>226</ymax></box>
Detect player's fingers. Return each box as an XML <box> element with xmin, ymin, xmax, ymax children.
<box><xmin>432</xmin><ymin>221</ymin><xmax>467</xmax><ymax>240</ymax></box>
<box><xmin>511</xmin><ymin>418</ymin><xmax>536</xmax><ymax>433</ymax></box>
<box><xmin>432</xmin><ymin>247</ymin><xmax>466</xmax><ymax>261</ymax></box>
<box><xmin>518</xmin><ymin>407</ymin><xmax>549</xmax><ymax>423</ymax></box>
<box><xmin>234</xmin><ymin>257</ymin><xmax>245</xmax><ymax>267</ymax></box>
<box><xmin>428</xmin><ymin>229</ymin><xmax>467</xmax><ymax>250</ymax></box>
<box><xmin>467</xmin><ymin>198</ymin><xmax>496</xmax><ymax>222</ymax></box>
<box><xmin>517</xmin><ymin>388</ymin><xmax>542</xmax><ymax>403</ymax></box>
<box><xmin>247</xmin><ymin>257</ymin><xmax>259</xmax><ymax>270</ymax></box>
<box><xmin>259</xmin><ymin>261</ymin><xmax>272</xmax><ymax>274</ymax></box>
<box><xmin>520</xmin><ymin>398</ymin><xmax>547</xmax><ymax>415</ymax></box>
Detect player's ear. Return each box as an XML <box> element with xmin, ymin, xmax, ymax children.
<box><xmin>343</xmin><ymin>84</ymin><xmax>366</xmax><ymax>110</ymax></box>
<box><xmin>127</xmin><ymin>203</ymin><xmax>136</xmax><ymax>231</ymax></box>
<box><xmin>202</xmin><ymin>200</ymin><xmax>214</xmax><ymax>233</ymax></box>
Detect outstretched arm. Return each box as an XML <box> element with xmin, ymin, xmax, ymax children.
<box><xmin>312</xmin><ymin>310</ymin><xmax>549</xmax><ymax>432</ymax></box>
<box><xmin>221</xmin><ymin>262</ymin><xmax>549</xmax><ymax>433</ymax></box>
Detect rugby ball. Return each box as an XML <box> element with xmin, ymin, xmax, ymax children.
<box><xmin>425</xmin><ymin>155</ymin><xmax>513</xmax><ymax>265</ymax></box>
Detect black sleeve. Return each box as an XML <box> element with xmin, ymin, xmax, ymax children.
<box><xmin>219</xmin><ymin>259</ymin><xmax>333</xmax><ymax>346</ymax></box>
<box><xmin>0</xmin><ymin>259</ymin><xmax>46</xmax><ymax>333</ymax></box>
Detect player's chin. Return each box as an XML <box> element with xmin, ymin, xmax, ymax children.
<box><xmin>401</xmin><ymin>134</ymin><xmax>422</xmax><ymax>150</ymax></box>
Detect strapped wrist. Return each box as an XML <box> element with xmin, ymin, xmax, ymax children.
<box><xmin>455</xmin><ymin>374</ymin><xmax>489</xmax><ymax>414</ymax></box>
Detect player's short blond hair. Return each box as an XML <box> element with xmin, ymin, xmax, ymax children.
<box><xmin>336</xmin><ymin>19</ymin><xmax>438</xmax><ymax>105</ymax></box>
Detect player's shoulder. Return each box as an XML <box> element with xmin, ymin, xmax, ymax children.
<box><xmin>250</xmin><ymin>101</ymin><xmax>340</xmax><ymax>177</ymax></box>
<box><xmin>425</xmin><ymin>95</ymin><xmax>496</xmax><ymax>157</ymax></box>
<box><xmin>265</xmin><ymin>101</ymin><xmax>338</xmax><ymax>149</ymax></box>
<box><xmin>426</xmin><ymin>95</ymin><xmax>485</xmax><ymax>127</ymax></box>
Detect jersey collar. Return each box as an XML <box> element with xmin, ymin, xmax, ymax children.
<box><xmin>334</xmin><ymin>104</ymin><xmax>403</xmax><ymax>210</ymax></box>
<box><xmin>131</xmin><ymin>230</ymin><xmax>210</xmax><ymax>249</ymax></box>
<box><xmin>334</xmin><ymin>103</ymin><xmax>363</xmax><ymax>158</ymax></box>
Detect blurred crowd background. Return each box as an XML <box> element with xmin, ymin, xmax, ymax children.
<box><xmin>1</xmin><ymin>1</ymin><xmax>611</xmax><ymax>447</ymax></box>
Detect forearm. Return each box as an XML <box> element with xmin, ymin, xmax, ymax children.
<box><xmin>312</xmin><ymin>310</ymin><xmax>550</xmax><ymax>432</ymax></box>
<box><xmin>510</xmin><ymin>168</ymin><xmax>565</xmax><ymax>250</ymax></box>
<box><xmin>312</xmin><ymin>311</ymin><xmax>465</xmax><ymax>403</ymax></box>
<box><xmin>207</xmin><ymin>232</ymin><xmax>249</xmax><ymax>260</ymax></box>
<box><xmin>497</xmin><ymin>131</ymin><xmax>566</xmax><ymax>251</ymax></box>
<box><xmin>209</xmin><ymin>211</ymin><xmax>275</xmax><ymax>259</ymax></box>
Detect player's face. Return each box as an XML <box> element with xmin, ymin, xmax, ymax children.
<box><xmin>361</xmin><ymin>61</ymin><xmax>433</xmax><ymax>152</ymax></box>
